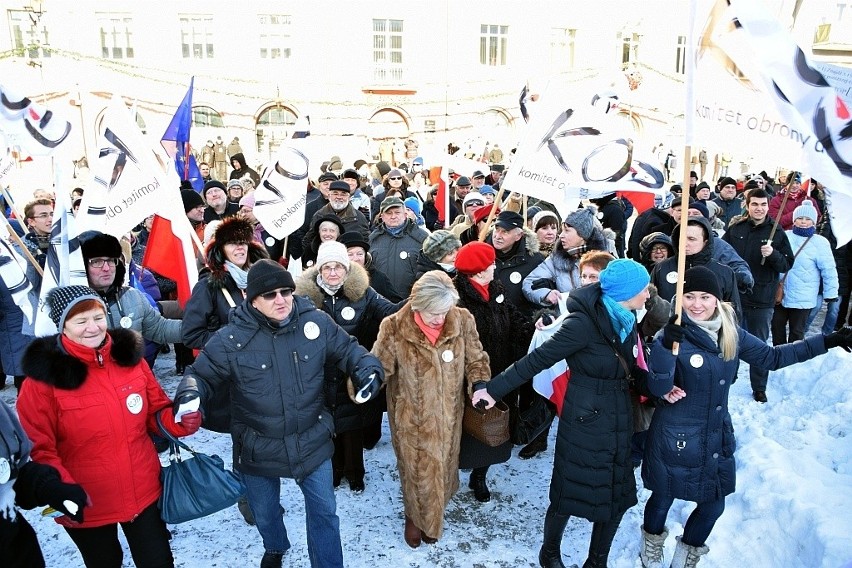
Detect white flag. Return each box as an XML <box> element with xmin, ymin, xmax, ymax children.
<box><xmin>77</xmin><ymin>95</ymin><xmax>172</xmax><ymax>239</ymax></box>
<box><xmin>253</xmin><ymin>144</ymin><xmax>310</xmax><ymax>240</ymax></box>
<box><xmin>0</xmin><ymin>216</ymin><xmax>37</xmax><ymax>325</ymax></box>
<box><xmin>0</xmin><ymin>83</ymin><xmax>72</xmax><ymax>157</ymax></box>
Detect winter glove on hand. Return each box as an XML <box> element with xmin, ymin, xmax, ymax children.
<box><xmin>661</xmin><ymin>315</ymin><xmax>685</xmax><ymax>350</ymax></box>
<box><xmin>31</xmin><ymin>469</ymin><xmax>87</xmax><ymax>523</ymax></box>
<box><xmin>352</xmin><ymin>366</ymin><xmax>383</xmax><ymax>403</ymax></box>
<box><xmin>174</xmin><ymin>375</ymin><xmax>200</xmax><ymax>413</ymax></box>
<box><xmin>179</xmin><ymin>411</ymin><xmax>203</xmax><ymax>434</ymax></box>
<box><xmin>824</xmin><ymin>327</ymin><xmax>852</xmax><ymax>352</ymax></box>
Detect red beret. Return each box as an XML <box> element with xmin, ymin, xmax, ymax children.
<box><xmin>472</xmin><ymin>204</ymin><xmax>500</xmax><ymax>225</ymax></box>
<box><xmin>454</xmin><ymin>241</ymin><xmax>496</xmax><ymax>275</ymax></box>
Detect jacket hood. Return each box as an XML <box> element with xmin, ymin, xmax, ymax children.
<box><xmin>295</xmin><ymin>262</ymin><xmax>371</xmax><ymax>307</ymax></box>
<box><xmin>671</xmin><ymin>215</ymin><xmax>714</xmax><ymax>259</ymax></box>
<box><xmin>230</xmin><ymin>152</ymin><xmax>248</xmax><ymax>169</ymax></box>
<box><xmin>21</xmin><ymin>328</ymin><xmax>143</xmax><ymax>390</ymax></box>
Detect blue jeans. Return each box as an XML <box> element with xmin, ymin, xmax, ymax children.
<box><xmin>806</xmin><ymin>295</ymin><xmax>840</xmax><ymax>336</ymax></box>
<box><xmin>242</xmin><ymin>459</ymin><xmax>343</xmax><ymax>567</ymax></box>
<box><xmin>741</xmin><ymin>307</ymin><xmax>773</xmax><ymax>391</ymax></box>
<box><xmin>643</xmin><ymin>492</ymin><xmax>726</xmax><ymax>547</ymax></box>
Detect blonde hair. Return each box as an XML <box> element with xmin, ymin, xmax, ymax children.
<box><xmin>410</xmin><ymin>270</ymin><xmax>459</xmax><ymax>313</ymax></box>
<box><xmin>716</xmin><ymin>301</ymin><xmax>739</xmax><ymax>361</ymax></box>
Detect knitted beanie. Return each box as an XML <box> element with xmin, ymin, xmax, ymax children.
<box><xmin>684</xmin><ymin>265</ymin><xmax>723</xmax><ymax>299</ymax></box>
<box><xmin>532</xmin><ymin>209</ymin><xmax>560</xmax><ymax>231</ymax></box>
<box><xmin>792</xmin><ymin>199</ymin><xmax>818</xmax><ymax>223</ymax></box>
<box><xmin>239</xmin><ymin>191</ymin><xmax>256</xmax><ymax>209</ymax></box>
<box><xmin>46</xmin><ymin>285</ymin><xmax>105</xmax><ymax>331</ymax></box>
<box><xmin>203</xmin><ymin>180</ymin><xmax>227</xmax><ymax>197</ymax></box>
<box><xmin>422</xmin><ymin>230</ymin><xmax>462</xmax><ymax>263</ymax></box>
<box><xmin>404</xmin><ymin>196</ymin><xmax>422</xmax><ymax>217</ymax></box>
<box><xmin>181</xmin><ymin>189</ymin><xmax>204</xmax><ymax>213</ymax></box>
<box><xmin>563</xmin><ymin>208</ymin><xmax>595</xmax><ymax>240</ymax></box>
<box><xmin>599</xmin><ymin>259</ymin><xmax>650</xmax><ymax>302</ymax></box>
<box><xmin>245</xmin><ymin>259</ymin><xmax>296</xmax><ymax>302</ymax></box>
<box><xmin>316</xmin><ymin>241</ymin><xmax>351</xmax><ymax>271</ymax></box>
<box><xmin>454</xmin><ymin>241</ymin><xmax>496</xmax><ymax>275</ymax></box>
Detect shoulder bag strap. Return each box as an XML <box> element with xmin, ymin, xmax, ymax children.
<box><xmin>221</xmin><ymin>287</ymin><xmax>236</xmax><ymax>308</ymax></box>
<box><xmin>779</xmin><ymin>235</ymin><xmax>813</xmax><ymax>287</ymax></box>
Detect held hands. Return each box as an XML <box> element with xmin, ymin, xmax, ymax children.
<box><xmin>545</xmin><ymin>290</ymin><xmax>562</xmax><ymax>306</ymax></box>
<box><xmin>661</xmin><ymin>315</ymin><xmax>685</xmax><ymax>350</ymax></box>
<box><xmin>824</xmin><ymin>327</ymin><xmax>852</xmax><ymax>352</ymax></box>
<box><xmin>179</xmin><ymin>411</ymin><xmax>203</xmax><ymax>434</ymax></box>
<box><xmin>353</xmin><ymin>367</ymin><xmax>384</xmax><ymax>403</ymax></box>
<box><xmin>471</xmin><ymin>385</ymin><xmax>496</xmax><ymax>410</ymax></box>
<box><xmin>663</xmin><ymin>386</ymin><xmax>686</xmax><ymax>404</ymax></box>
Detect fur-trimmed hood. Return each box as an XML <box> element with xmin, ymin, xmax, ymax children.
<box><xmin>21</xmin><ymin>328</ymin><xmax>143</xmax><ymax>390</ymax></box>
<box><xmin>295</xmin><ymin>261</ymin><xmax>371</xmax><ymax>306</ymax></box>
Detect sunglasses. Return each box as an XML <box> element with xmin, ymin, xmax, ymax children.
<box><xmin>259</xmin><ymin>288</ymin><xmax>293</xmax><ymax>301</ymax></box>
<box><xmin>389</xmin><ymin>176</ymin><xmax>403</xmax><ymax>181</ymax></box>
<box><xmin>465</xmin><ymin>200</ymin><xmax>484</xmax><ymax>208</ymax></box>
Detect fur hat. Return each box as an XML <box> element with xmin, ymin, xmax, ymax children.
<box><xmin>245</xmin><ymin>259</ymin><xmax>295</xmax><ymax>302</ymax></box>
<box><xmin>455</xmin><ymin>241</ymin><xmax>496</xmax><ymax>275</ymax></box>
<box><xmin>684</xmin><ymin>265</ymin><xmax>722</xmax><ymax>299</ymax></box>
<box><xmin>599</xmin><ymin>259</ymin><xmax>650</xmax><ymax>302</ymax></box>
<box><xmin>422</xmin><ymin>230</ymin><xmax>462</xmax><ymax>263</ymax></box>
<box><xmin>203</xmin><ymin>180</ymin><xmax>227</xmax><ymax>197</ymax></box>
<box><xmin>793</xmin><ymin>199</ymin><xmax>818</xmax><ymax>223</ymax></box>
<box><xmin>181</xmin><ymin>189</ymin><xmax>204</xmax><ymax>213</ymax></box>
<box><xmin>46</xmin><ymin>285</ymin><xmax>105</xmax><ymax>331</ymax></box>
<box><xmin>563</xmin><ymin>207</ymin><xmax>595</xmax><ymax>240</ymax></box>
<box><xmin>316</xmin><ymin>241</ymin><xmax>350</xmax><ymax>271</ymax></box>
<box><xmin>80</xmin><ymin>231</ymin><xmax>122</xmax><ymax>262</ymax></box>
<box><xmin>339</xmin><ymin>231</ymin><xmax>369</xmax><ymax>253</ymax></box>
<box><xmin>212</xmin><ymin>216</ymin><xmax>255</xmax><ymax>246</ymax></box>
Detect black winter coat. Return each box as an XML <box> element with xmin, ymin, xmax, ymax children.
<box><xmin>184</xmin><ymin>296</ymin><xmax>381</xmax><ymax>480</ymax></box>
<box><xmin>490</xmin><ymin>231</ymin><xmax>545</xmax><ymax>317</ymax></box>
<box><xmin>723</xmin><ymin>217</ymin><xmax>794</xmax><ymax>308</ymax></box>
<box><xmin>295</xmin><ymin>264</ymin><xmax>400</xmax><ymax>433</ymax></box>
<box><xmin>486</xmin><ymin>284</ymin><xmax>638</xmax><ymax>521</ymax></box>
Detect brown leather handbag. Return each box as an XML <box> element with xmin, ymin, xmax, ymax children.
<box><xmin>463</xmin><ymin>399</ymin><xmax>510</xmax><ymax>446</ymax></box>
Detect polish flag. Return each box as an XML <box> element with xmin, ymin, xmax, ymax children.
<box><xmin>141</xmin><ymin>199</ymin><xmax>198</xmax><ymax>308</ymax></box>
<box><xmin>530</xmin><ymin>297</ymin><xmax>570</xmax><ymax>416</ymax></box>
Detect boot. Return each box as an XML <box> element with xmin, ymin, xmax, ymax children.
<box><xmin>582</xmin><ymin>552</ymin><xmax>607</xmax><ymax>568</ymax></box>
<box><xmin>468</xmin><ymin>468</ymin><xmax>491</xmax><ymax>502</ymax></box>
<box><xmin>669</xmin><ymin>536</ymin><xmax>709</xmax><ymax>568</ymax></box>
<box><xmin>404</xmin><ymin>515</ymin><xmax>422</xmax><ymax>549</ymax></box>
<box><xmin>519</xmin><ymin>429</ymin><xmax>549</xmax><ymax>459</ymax></box>
<box><xmin>640</xmin><ymin>527</ymin><xmax>668</xmax><ymax>568</ymax></box>
<box><xmin>260</xmin><ymin>552</ymin><xmax>283</xmax><ymax>568</ymax></box>
<box><xmin>538</xmin><ymin>511</ymin><xmax>569</xmax><ymax>568</ymax></box>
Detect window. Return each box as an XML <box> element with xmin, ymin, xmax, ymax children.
<box><xmin>192</xmin><ymin>106</ymin><xmax>223</xmax><ymax>128</ymax></box>
<box><xmin>618</xmin><ymin>31</ymin><xmax>641</xmax><ymax>68</ymax></box>
<box><xmin>256</xmin><ymin>106</ymin><xmax>298</xmax><ymax>156</ymax></box>
<box><xmin>97</xmin><ymin>13</ymin><xmax>134</xmax><ymax>59</ymax></box>
<box><xmin>179</xmin><ymin>15</ymin><xmax>213</xmax><ymax>59</ymax></box>
<box><xmin>675</xmin><ymin>35</ymin><xmax>686</xmax><ymax>74</ymax></box>
<box><xmin>480</xmin><ymin>24</ymin><xmax>508</xmax><ymax>66</ymax></box>
<box><xmin>258</xmin><ymin>14</ymin><xmax>291</xmax><ymax>59</ymax></box>
<box><xmin>550</xmin><ymin>28</ymin><xmax>576</xmax><ymax>72</ymax></box>
<box><xmin>8</xmin><ymin>10</ymin><xmax>50</xmax><ymax>58</ymax></box>
<box><xmin>373</xmin><ymin>19</ymin><xmax>403</xmax><ymax>83</ymax></box>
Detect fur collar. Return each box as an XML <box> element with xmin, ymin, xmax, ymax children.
<box><xmin>296</xmin><ymin>262</ymin><xmax>371</xmax><ymax>307</ymax></box>
<box><xmin>21</xmin><ymin>328</ymin><xmax>143</xmax><ymax>390</ymax></box>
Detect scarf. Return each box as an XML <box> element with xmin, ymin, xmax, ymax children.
<box><xmin>384</xmin><ymin>223</ymin><xmax>406</xmax><ymax>236</ymax></box>
<box><xmin>225</xmin><ymin>261</ymin><xmax>249</xmax><ymax>290</ymax></box>
<box><xmin>414</xmin><ymin>311</ymin><xmax>442</xmax><ymax>345</ymax></box>
<box><xmin>437</xmin><ymin>261</ymin><xmax>456</xmax><ymax>273</ymax></box>
<box><xmin>792</xmin><ymin>225</ymin><xmax>816</xmax><ymax>238</ymax></box>
<box><xmin>469</xmin><ymin>277</ymin><xmax>490</xmax><ymax>301</ymax></box>
<box><xmin>317</xmin><ymin>273</ymin><xmax>344</xmax><ymax>296</ymax></box>
<box><xmin>687</xmin><ymin>312</ymin><xmax>723</xmax><ymax>346</ymax></box>
<box><xmin>601</xmin><ymin>294</ymin><xmax>636</xmax><ymax>343</ymax></box>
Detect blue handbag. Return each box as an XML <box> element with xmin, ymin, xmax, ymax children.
<box><xmin>155</xmin><ymin>411</ymin><xmax>245</xmax><ymax>524</ymax></box>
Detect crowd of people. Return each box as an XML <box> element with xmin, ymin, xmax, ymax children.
<box><xmin>3</xmin><ymin>152</ymin><xmax>852</xmax><ymax>568</ymax></box>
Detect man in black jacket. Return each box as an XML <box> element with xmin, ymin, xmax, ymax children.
<box><xmin>176</xmin><ymin>260</ymin><xmax>382</xmax><ymax>568</ymax></box>
<box><xmin>723</xmin><ymin>188</ymin><xmax>794</xmax><ymax>402</ymax></box>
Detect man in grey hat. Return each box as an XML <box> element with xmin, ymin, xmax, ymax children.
<box><xmin>177</xmin><ymin>259</ymin><xmax>383</xmax><ymax>568</ymax></box>
<box><xmin>369</xmin><ymin>196</ymin><xmax>429</xmax><ymax>296</ymax></box>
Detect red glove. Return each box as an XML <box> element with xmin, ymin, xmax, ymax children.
<box><xmin>179</xmin><ymin>411</ymin><xmax>202</xmax><ymax>435</ymax></box>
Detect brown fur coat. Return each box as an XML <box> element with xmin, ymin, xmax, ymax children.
<box><xmin>372</xmin><ymin>303</ymin><xmax>490</xmax><ymax>539</ymax></box>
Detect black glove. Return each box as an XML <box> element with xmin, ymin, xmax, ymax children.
<box><xmin>661</xmin><ymin>315</ymin><xmax>685</xmax><ymax>350</ymax></box>
<box><xmin>825</xmin><ymin>327</ymin><xmax>852</xmax><ymax>352</ymax></box>
<box><xmin>471</xmin><ymin>382</ymin><xmax>489</xmax><ymax>409</ymax></box>
<box><xmin>21</xmin><ymin>462</ymin><xmax>87</xmax><ymax>523</ymax></box>
<box><xmin>353</xmin><ymin>367</ymin><xmax>383</xmax><ymax>403</ymax></box>
<box><xmin>174</xmin><ymin>375</ymin><xmax>200</xmax><ymax>413</ymax></box>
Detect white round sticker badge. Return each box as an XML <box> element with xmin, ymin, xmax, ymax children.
<box><xmin>597</xmin><ymin>211</ymin><xmax>604</xmax><ymax>220</ymax></box>
<box><xmin>633</xmin><ymin>345</ymin><xmax>639</xmax><ymax>358</ymax></box>
<box><xmin>304</xmin><ymin>322</ymin><xmax>320</xmax><ymax>340</ymax></box>
<box><xmin>341</xmin><ymin>307</ymin><xmax>355</xmax><ymax>321</ymax></box>
<box><xmin>441</xmin><ymin>350</ymin><xmax>454</xmax><ymax>362</ymax></box>
<box><xmin>666</xmin><ymin>271</ymin><xmax>679</xmax><ymax>284</ymax></box>
<box><xmin>0</xmin><ymin>457</ymin><xmax>10</xmax><ymax>484</ymax></box>
<box><xmin>495</xmin><ymin>294</ymin><xmax>504</xmax><ymax>304</ymax></box>
<box><xmin>120</xmin><ymin>316</ymin><xmax>133</xmax><ymax>329</ymax></box>
<box><xmin>509</xmin><ymin>271</ymin><xmax>522</xmax><ymax>284</ymax></box>
<box><xmin>126</xmin><ymin>393</ymin><xmax>143</xmax><ymax>415</ymax></box>
<box><xmin>265</xmin><ymin>236</ymin><xmax>276</xmax><ymax>247</ymax></box>
<box><xmin>690</xmin><ymin>354</ymin><xmax>704</xmax><ymax>368</ymax></box>
<box><xmin>399</xmin><ymin>251</ymin><xmax>408</xmax><ymax>259</ymax></box>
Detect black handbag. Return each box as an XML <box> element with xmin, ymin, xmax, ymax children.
<box><xmin>511</xmin><ymin>395</ymin><xmax>556</xmax><ymax>445</ymax></box>
<box><xmin>156</xmin><ymin>411</ymin><xmax>245</xmax><ymax>524</ymax></box>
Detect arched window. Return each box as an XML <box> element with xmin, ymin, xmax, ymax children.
<box><xmin>255</xmin><ymin>105</ymin><xmax>297</xmax><ymax>160</ymax></box>
<box><xmin>192</xmin><ymin>105</ymin><xmax>224</xmax><ymax>128</ymax></box>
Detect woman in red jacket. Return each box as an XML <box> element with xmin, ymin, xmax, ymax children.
<box><xmin>16</xmin><ymin>285</ymin><xmax>201</xmax><ymax>568</ymax></box>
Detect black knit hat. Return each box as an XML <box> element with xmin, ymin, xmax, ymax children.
<box><xmin>181</xmin><ymin>189</ymin><xmax>204</xmax><ymax>213</ymax></box>
<box><xmin>339</xmin><ymin>231</ymin><xmax>369</xmax><ymax>253</ymax></box>
<box><xmin>46</xmin><ymin>285</ymin><xmax>105</xmax><ymax>331</ymax></box>
<box><xmin>684</xmin><ymin>265</ymin><xmax>723</xmax><ymax>299</ymax></box>
<box><xmin>203</xmin><ymin>180</ymin><xmax>227</xmax><ymax>197</ymax></box>
<box><xmin>245</xmin><ymin>259</ymin><xmax>295</xmax><ymax>302</ymax></box>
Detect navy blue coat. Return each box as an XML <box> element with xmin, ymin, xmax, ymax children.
<box><xmin>643</xmin><ymin>318</ymin><xmax>826</xmax><ymax>503</ymax></box>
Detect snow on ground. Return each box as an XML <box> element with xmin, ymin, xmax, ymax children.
<box><xmin>4</xmin><ymin>322</ymin><xmax>852</xmax><ymax>567</ymax></box>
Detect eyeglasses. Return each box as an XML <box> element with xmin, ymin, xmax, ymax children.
<box><xmin>31</xmin><ymin>212</ymin><xmax>54</xmax><ymax>219</ymax></box>
<box><xmin>321</xmin><ymin>264</ymin><xmax>346</xmax><ymax>274</ymax></box>
<box><xmin>259</xmin><ymin>288</ymin><xmax>293</xmax><ymax>301</ymax></box>
<box><xmin>88</xmin><ymin>258</ymin><xmax>119</xmax><ymax>268</ymax></box>
<box><xmin>388</xmin><ymin>176</ymin><xmax>403</xmax><ymax>181</ymax></box>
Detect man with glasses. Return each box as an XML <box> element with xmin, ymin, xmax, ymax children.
<box><xmin>22</xmin><ymin>198</ymin><xmax>54</xmax><ymax>269</ymax></box>
<box><xmin>202</xmin><ymin>180</ymin><xmax>239</xmax><ymax>224</ymax></box>
<box><xmin>450</xmin><ymin>191</ymin><xmax>486</xmax><ymax>238</ymax></box>
<box><xmin>176</xmin><ymin>259</ymin><xmax>383</xmax><ymax>568</ymax></box>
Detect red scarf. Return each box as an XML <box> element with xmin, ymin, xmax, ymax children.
<box><xmin>469</xmin><ymin>277</ymin><xmax>490</xmax><ymax>301</ymax></box>
<box><xmin>414</xmin><ymin>311</ymin><xmax>443</xmax><ymax>346</ymax></box>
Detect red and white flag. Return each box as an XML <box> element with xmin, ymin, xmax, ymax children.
<box><xmin>141</xmin><ymin>192</ymin><xmax>198</xmax><ymax>308</ymax></box>
<box><xmin>531</xmin><ymin>297</ymin><xmax>570</xmax><ymax>416</ymax></box>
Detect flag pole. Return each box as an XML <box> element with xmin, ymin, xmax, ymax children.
<box><xmin>1</xmin><ymin>186</ymin><xmax>36</xmax><ymax>238</ymax></box>
<box><xmin>762</xmin><ymin>173</ymin><xmax>796</xmax><ymax>265</ymax></box>
<box><xmin>3</xmin><ymin>220</ymin><xmax>44</xmax><ymax>276</ymax></box>
<box><xmin>478</xmin><ymin>183</ymin><xmax>508</xmax><ymax>242</ymax></box>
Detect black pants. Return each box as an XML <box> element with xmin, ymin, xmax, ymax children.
<box><xmin>64</xmin><ymin>502</ymin><xmax>173</xmax><ymax>568</ymax></box>
<box><xmin>771</xmin><ymin>305</ymin><xmax>809</xmax><ymax>345</ymax></box>
<box><xmin>332</xmin><ymin>429</ymin><xmax>365</xmax><ymax>482</ymax></box>
<box><xmin>1</xmin><ymin>511</ymin><xmax>45</xmax><ymax>568</ymax></box>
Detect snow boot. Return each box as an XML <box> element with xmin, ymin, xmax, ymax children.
<box><xmin>640</xmin><ymin>526</ymin><xmax>668</xmax><ymax>567</ymax></box>
<box><xmin>669</xmin><ymin>536</ymin><xmax>709</xmax><ymax>568</ymax></box>
<box><xmin>519</xmin><ymin>429</ymin><xmax>549</xmax><ymax>459</ymax></box>
<box><xmin>538</xmin><ymin>511</ymin><xmax>569</xmax><ymax>568</ymax></box>
<box><xmin>260</xmin><ymin>551</ymin><xmax>283</xmax><ymax>568</ymax></box>
<box><xmin>581</xmin><ymin>551</ymin><xmax>608</xmax><ymax>567</ymax></box>
<box><xmin>469</xmin><ymin>468</ymin><xmax>491</xmax><ymax>502</ymax></box>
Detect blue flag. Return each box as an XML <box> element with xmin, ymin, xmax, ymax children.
<box><xmin>161</xmin><ymin>77</ymin><xmax>202</xmax><ymax>191</ymax></box>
